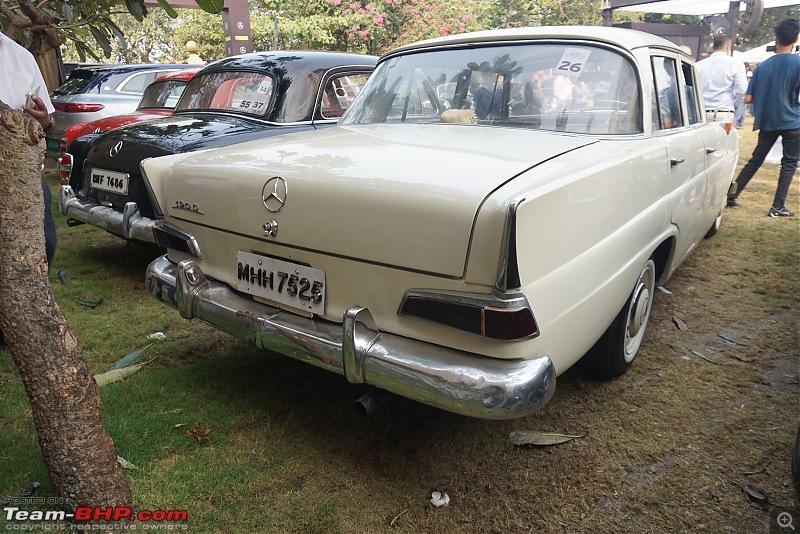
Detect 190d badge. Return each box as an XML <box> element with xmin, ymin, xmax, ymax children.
<box><xmin>262</xmin><ymin>176</ymin><xmax>288</xmax><ymax>212</ymax></box>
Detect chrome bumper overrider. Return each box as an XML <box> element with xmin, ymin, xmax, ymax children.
<box><xmin>145</xmin><ymin>255</ymin><xmax>556</xmax><ymax>419</ymax></box>
<box><xmin>59</xmin><ymin>185</ymin><xmax>156</xmax><ymax>243</ymax></box>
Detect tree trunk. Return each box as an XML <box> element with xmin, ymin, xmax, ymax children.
<box><xmin>0</xmin><ymin>101</ymin><xmax>132</xmax><ymax>511</ymax></box>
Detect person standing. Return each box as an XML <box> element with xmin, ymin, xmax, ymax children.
<box><xmin>696</xmin><ymin>34</ymin><xmax>748</xmax><ymax>125</ymax></box>
<box><xmin>727</xmin><ymin>19</ymin><xmax>800</xmax><ymax>217</ymax></box>
<box><xmin>0</xmin><ymin>31</ymin><xmax>57</xmax><ymax>264</ymax></box>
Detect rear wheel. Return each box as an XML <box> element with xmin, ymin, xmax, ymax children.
<box><xmin>586</xmin><ymin>258</ymin><xmax>656</xmax><ymax>379</ymax></box>
<box><xmin>705</xmin><ymin>208</ymin><xmax>723</xmax><ymax>239</ymax></box>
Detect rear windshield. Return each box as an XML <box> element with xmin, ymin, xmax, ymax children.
<box><xmin>340</xmin><ymin>43</ymin><xmax>642</xmax><ymax>135</ymax></box>
<box><xmin>51</xmin><ymin>70</ymin><xmax>104</xmax><ymax>96</ymax></box>
<box><xmin>173</xmin><ymin>71</ymin><xmax>275</xmax><ymax>117</ymax></box>
<box><xmin>138</xmin><ymin>80</ymin><xmax>189</xmax><ymax>109</ymax></box>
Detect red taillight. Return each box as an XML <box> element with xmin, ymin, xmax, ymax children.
<box><xmin>57</xmin><ymin>153</ymin><xmax>73</xmax><ymax>183</ymax></box>
<box><xmin>59</xmin><ymin>137</ymin><xmax>68</xmax><ymax>153</ymax></box>
<box><xmin>399</xmin><ymin>292</ymin><xmax>539</xmax><ymax>340</ymax></box>
<box><xmin>53</xmin><ymin>103</ymin><xmax>105</xmax><ymax>113</ymax></box>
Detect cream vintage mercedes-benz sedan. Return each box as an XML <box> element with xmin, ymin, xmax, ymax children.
<box><xmin>142</xmin><ymin>27</ymin><xmax>737</xmax><ymax>419</ymax></box>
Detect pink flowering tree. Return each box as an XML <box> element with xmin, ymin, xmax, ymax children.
<box><xmin>325</xmin><ymin>0</ymin><xmax>398</xmax><ymax>54</ymax></box>
<box><xmin>392</xmin><ymin>0</ymin><xmax>484</xmax><ymax>45</ymax></box>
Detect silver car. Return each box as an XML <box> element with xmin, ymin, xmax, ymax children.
<box><xmin>46</xmin><ymin>64</ymin><xmax>192</xmax><ymax>158</ymax></box>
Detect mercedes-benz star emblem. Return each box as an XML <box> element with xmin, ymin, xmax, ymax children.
<box><xmin>262</xmin><ymin>176</ymin><xmax>288</xmax><ymax>212</ymax></box>
<box><xmin>109</xmin><ymin>141</ymin><xmax>123</xmax><ymax>158</ymax></box>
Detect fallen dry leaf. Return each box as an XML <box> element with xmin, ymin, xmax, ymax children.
<box><xmin>117</xmin><ymin>455</ymin><xmax>139</xmax><ymax>470</ymax></box>
<box><xmin>689</xmin><ymin>348</ymin><xmax>719</xmax><ymax>365</ymax></box>
<box><xmin>94</xmin><ymin>364</ymin><xmax>145</xmax><ymax>388</ymax></box>
<box><xmin>509</xmin><ymin>430</ymin><xmax>588</xmax><ymax>446</ymax></box>
<box><xmin>673</xmin><ymin>316</ymin><xmax>689</xmax><ymax>331</ymax></box>
<box><xmin>719</xmin><ymin>332</ymin><xmax>748</xmax><ymax>346</ymax></box>
<box><xmin>186</xmin><ymin>426</ymin><xmax>212</xmax><ymax>444</ymax></box>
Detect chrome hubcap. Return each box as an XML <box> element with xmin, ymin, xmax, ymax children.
<box><xmin>624</xmin><ymin>260</ymin><xmax>656</xmax><ymax>363</ymax></box>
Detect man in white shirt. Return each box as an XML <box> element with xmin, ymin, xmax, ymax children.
<box><xmin>696</xmin><ymin>34</ymin><xmax>748</xmax><ymax>124</ymax></box>
<box><xmin>0</xmin><ymin>31</ymin><xmax>57</xmax><ymax>266</ymax></box>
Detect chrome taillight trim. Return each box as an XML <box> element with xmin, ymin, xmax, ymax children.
<box><xmin>495</xmin><ymin>199</ymin><xmax>523</xmax><ymax>292</ymax></box>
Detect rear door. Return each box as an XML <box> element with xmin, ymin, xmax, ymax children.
<box><xmin>683</xmin><ymin>59</ymin><xmax>733</xmax><ymax>222</ymax></box>
<box><xmin>652</xmin><ymin>54</ymin><xmax>706</xmax><ymax>261</ymax></box>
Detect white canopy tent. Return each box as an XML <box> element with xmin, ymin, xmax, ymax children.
<box><xmin>615</xmin><ymin>0</ymin><xmax>798</xmax><ymax>16</ymax></box>
<box><xmin>737</xmin><ymin>42</ymin><xmax>776</xmax><ymax>63</ymax></box>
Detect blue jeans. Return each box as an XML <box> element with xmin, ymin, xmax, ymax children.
<box><xmin>732</xmin><ymin>128</ymin><xmax>800</xmax><ymax>210</ymax></box>
<box><xmin>734</xmin><ymin>105</ymin><xmax>745</xmax><ymax>128</ymax></box>
<box><xmin>42</xmin><ymin>181</ymin><xmax>57</xmax><ymax>267</ymax></box>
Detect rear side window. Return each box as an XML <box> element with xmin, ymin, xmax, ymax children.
<box><xmin>681</xmin><ymin>62</ymin><xmax>701</xmax><ymax>125</ymax></box>
<box><xmin>320</xmin><ymin>73</ymin><xmax>371</xmax><ymax>119</ymax></box>
<box><xmin>119</xmin><ymin>72</ymin><xmax>159</xmax><ymax>94</ymax></box>
<box><xmin>138</xmin><ymin>80</ymin><xmax>189</xmax><ymax>109</ymax></box>
<box><xmin>175</xmin><ymin>71</ymin><xmax>275</xmax><ymax>116</ymax></box>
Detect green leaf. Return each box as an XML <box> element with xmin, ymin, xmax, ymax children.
<box><xmin>193</xmin><ymin>0</ymin><xmax>225</xmax><ymax>15</ymax></box>
<box><xmin>89</xmin><ymin>25</ymin><xmax>112</xmax><ymax>57</ymax></box>
<box><xmin>124</xmin><ymin>0</ymin><xmax>148</xmax><ymax>22</ymax></box>
<box><xmin>156</xmin><ymin>0</ymin><xmax>179</xmax><ymax>19</ymax></box>
<box><xmin>108</xmin><ymin>345</ymin><xmax>149</xmax><ymax>370</ymax></box>
<box><xmin>105</xmin><ymin>17</ymin><xmax>128</xmax><ymax>50</ymax></box>
<box><xmin>59</xmin><ymin>5</ymin><xmax>73</xmax><ymax>21</ymax></box>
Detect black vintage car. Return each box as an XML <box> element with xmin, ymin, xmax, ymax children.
<box><xmin>58</xmin><ymin>51</ymin><xmax>376</xmax><ymax>243</ymax></box>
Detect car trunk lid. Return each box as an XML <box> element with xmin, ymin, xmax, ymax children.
<box><xmin>155</xmin><ymin>124</ymin><xmax>592</xmax><ymax>277</ymax></box>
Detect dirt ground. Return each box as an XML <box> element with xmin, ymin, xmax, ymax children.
<box><xmin>404</xmin><ymin>125</ymin><xmax>800</xmax><ymax>533</ymax></box>
<box><xmin>241</xmin><ymin>123</ymin><xmax>799</xmax><ymax>534</ymax></box>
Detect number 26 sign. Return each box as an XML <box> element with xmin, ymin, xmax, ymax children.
<box><xmin>556</xmin><ymin>48</ymin><xmax>592</xmax><ymax>77</ymax></box>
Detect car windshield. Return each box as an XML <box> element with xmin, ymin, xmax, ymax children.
<box><xmin>340</xmin><ymin>43</ymin><xmax>642</xmax><ymax>135</ymax></box>
<box><xmin>137</xmin><ymin>80</ymin><xmax>189</xmax><ymax>109</ymax></box>
<box><xmin>173</xmin><ymin>71</ymin><xmax>275</xmax><ymax>117</ymax></box>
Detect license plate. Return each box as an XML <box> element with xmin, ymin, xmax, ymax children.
<box><xmin>90</xmin><ymin>168</ymin><xmax>129</xmax><ymax>195</ymax></box>
<box><xmin>46</xmin><ymin>138</ymin><xmax>59</xmax><ymax>150</ymax></box>
<box><xmin>236</xmin><ymin>251</ymin><xmax>325</xmax><ymax>314</ymax></box>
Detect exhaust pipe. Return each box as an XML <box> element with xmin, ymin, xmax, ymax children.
<box><xmin>354</xmin><ymin>388</ymin><xmax>394</xmax><ymax>417</ymax></box>
<box><xmin>66</xmin><ymin>218</ymin><xmax>84</xmax><ymax>227</ymax></box>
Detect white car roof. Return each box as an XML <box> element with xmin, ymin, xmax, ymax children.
<box><xmin>384</xmin><ymin>26</ymin><xmax>680</xmax><ymax>58</ymax></box>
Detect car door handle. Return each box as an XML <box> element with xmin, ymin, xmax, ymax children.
<box><xmin>705</xmin><ymin>147</ymin><xmax>717</xmax><ymax>154</ymax></box>
<box><xmin>670</xmin><ymin>157</ymin><xmax>685</xmax><ymax>166</ymax></box>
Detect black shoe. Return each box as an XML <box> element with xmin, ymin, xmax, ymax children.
<box><xmin>768</xmin><ymin>206</ymin><xmax>795</xmax><ymax>217</ymax></box>
<box><xmin>727</xmin><ymin>196</ymin><xmax>739</xmax><ymax>208</ymax></box>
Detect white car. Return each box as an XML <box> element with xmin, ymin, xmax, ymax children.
<box><xmin>142</xmin><ymin>26</ymin><xmax>738</xmax><ymax>419</ymax></box>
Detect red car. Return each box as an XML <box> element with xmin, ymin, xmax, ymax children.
<box><xmin>58</xmin><ymin>67</ymin><xmax>200</xmax><ymax>153</ymax></box>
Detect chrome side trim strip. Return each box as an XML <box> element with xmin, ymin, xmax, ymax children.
<box><xmin>146</xmin><ymin>255</ymin><xmax>556</xmax><ymax>420</ymax></box>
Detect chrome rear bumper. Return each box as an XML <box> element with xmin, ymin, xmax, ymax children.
<box><xmin>59</xmin><ymin>185</ymin><xmax>156</xmax><ymax>243</ymax></box>
<box><xmin>145</xmin><ymin>255</ymin><xmax>556</xmax><ymax>420</ymax></box>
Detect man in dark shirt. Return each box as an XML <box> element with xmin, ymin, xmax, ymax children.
<box><xmin>727</xmin><ymin>19</ymin><xmax>800</xmax><ymax>217</ymax></box>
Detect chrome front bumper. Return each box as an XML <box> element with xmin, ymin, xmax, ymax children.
<box><xmin>59</xmin><ymin>185</ymin><xmax>156</xmax><ymax>243</ymax></box>
<box><xmin>145</xmin><ymin>255</ymin><xmax>556</xmax><ymax>420</ymax></box>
